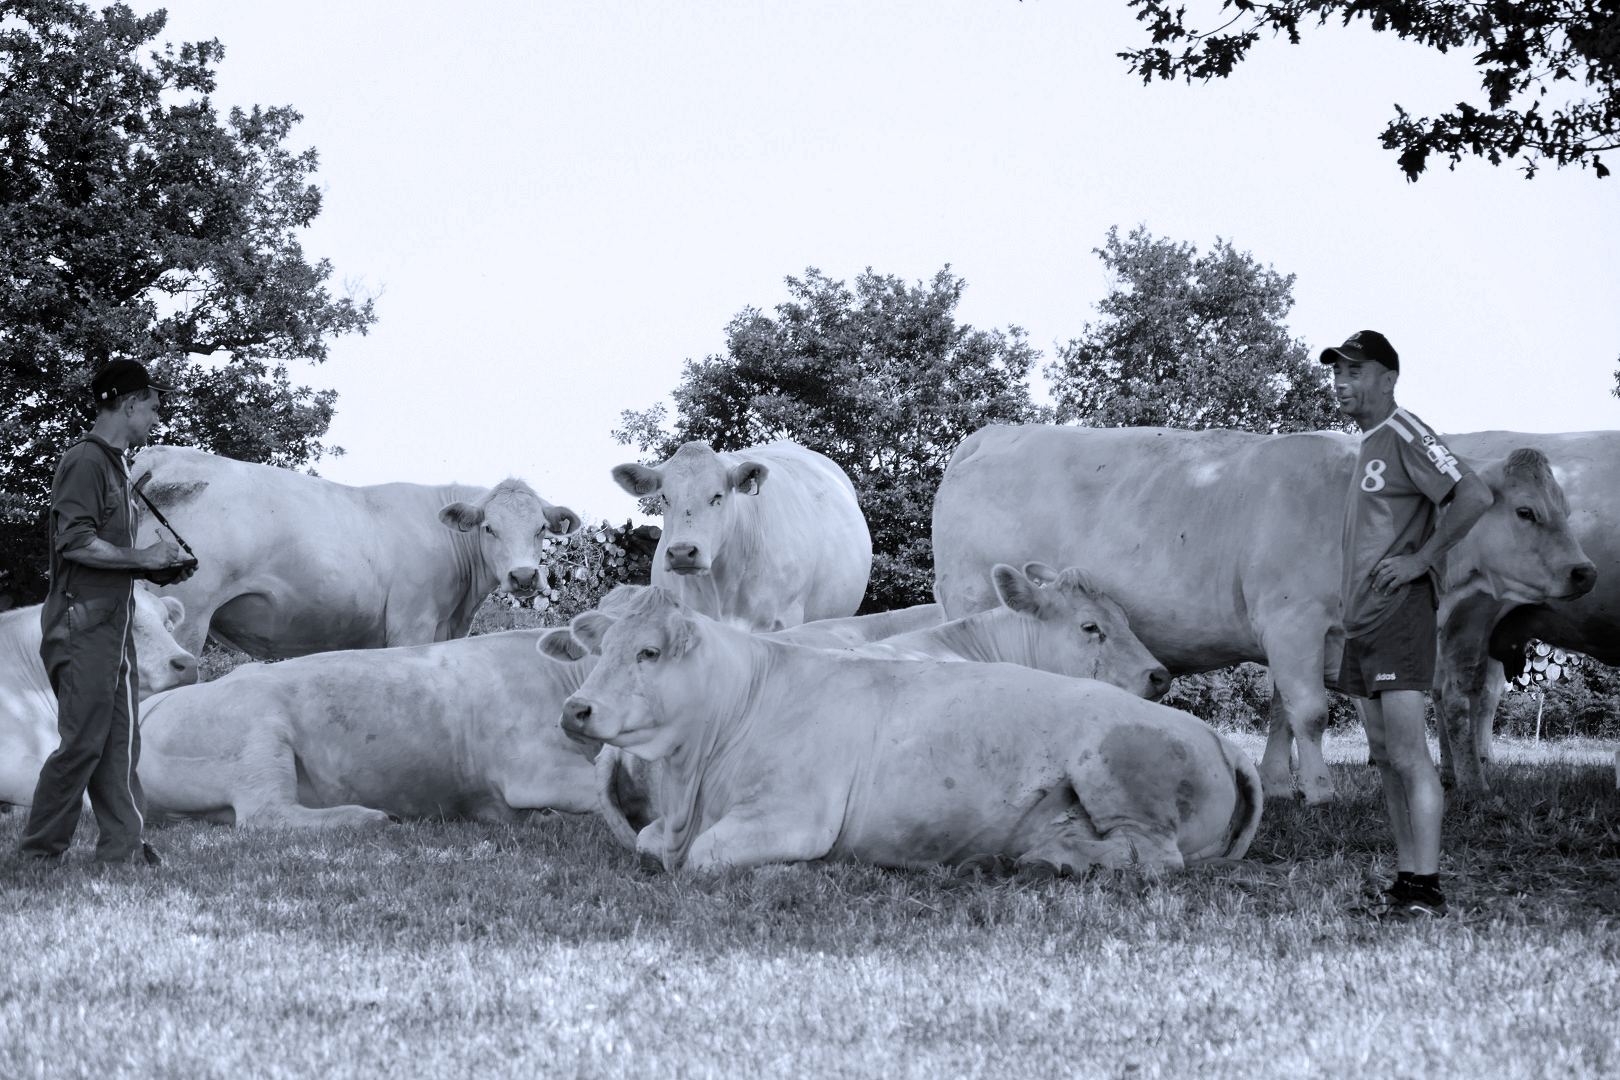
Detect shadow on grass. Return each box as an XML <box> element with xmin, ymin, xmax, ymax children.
<box><xmin>1</xmin><ymin>759</ymin><xmax>1615</xmax><ymax>959</ymax></box>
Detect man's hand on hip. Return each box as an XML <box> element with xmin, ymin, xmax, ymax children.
<box><xmin>1372</xmin><ymin>553</ymin><xmax>1429</xmax><ymax>594</ymax></box>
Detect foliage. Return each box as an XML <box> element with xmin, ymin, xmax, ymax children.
<box><xmin>1046</xmin><ymin>226</ymin><xmax>1347</xmax><ymax>434</ymax></box>
<box><xmin>2</xmin><ymin>756</ymin><xmax>1619</xmax><ymax>1078</ymax></box>
<box><xmin>1162</xmin><ymin>661</ymin><xmax>1361</xmax><ymax>732</ymax></box>
<box><xmin>0</xmin><ymin>0</ymin><xmax>374</xmax><ymax>603</ymax></box>
<box><xmin>615</xmin><ymin>267</ymin><xmax>1050</xmax><ymax>611</ymax></box>
<box><xmin>1498</xmin><ymin>641</ymin><xmax>1620</xmax><ymax>741</ymax></box>
<box><xmin>472</xmin><ymin>519</ymin><xmax>660</xmax><ymax>631</ymax></box>
<box><xmin>1118</xmin><ymin>0</ymin><xmax>1620</xmax><ymax>180</ymax></box>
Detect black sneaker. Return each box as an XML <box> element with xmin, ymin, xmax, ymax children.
<box><xmin>141</xmin><ymin>842</ymin><xmax>162</xmax><ymax>867</ymax></box>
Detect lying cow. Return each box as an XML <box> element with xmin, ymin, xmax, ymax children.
<box><xmin>1435</xmin><ymin>430</ymin><xmax>1620</xmax><ymax>795</ymax></box>
<box><xmin>138</xmin><ymin>631</ymin><xmax>599</xmax><ymax>827</ymax></box>
<box><xmin>547</xmin><ymin>586</ymin><xmax>1262</xmax><ymax>874</ymax></box>
<box><xmin>933</xmin><ymin>425</ymin><xmax>1594</xmax><ymax>803</ymax></box>
<box><xmin>584</xmin><ymin>563</ymin><xmax>1175</xmax><ymax>851</ymax></box>
<box><xmin>131</xmin><ymin>445</ymin><xmax>581</xmax><ymax>658</ymax></box>
<box><xmin>611</xmin><ymin>440</ymin><xmax>870</xmax><ymax>631</ymax></box>
<box><xmin>1</xmin><ymin>588</ymin><xmax>197</xmax><ymax>808</ymax></box>
<box><xmin>766</xmin><ymin>604</ymin><xmax>945</xmax><ymax>650</ymax></box>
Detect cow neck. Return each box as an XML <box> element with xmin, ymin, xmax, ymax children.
<box><xmin>923</xmin><ymin>607</ymin><xmax>1037</xmax><ymax>666</ymax></box>
<box><xmin>0</xmin><ymin>605</ymin><xmax>52</xmax><ymax>700</ymax></box>
<box><xmin>657</xmin><ymin>629</ymin><xmax>780</xmax><ymax>871</ymax></box>
<box><xmin>440</xmin><ymin>484</ymin><xmax>500</xmax><ymax>607</ymax></box>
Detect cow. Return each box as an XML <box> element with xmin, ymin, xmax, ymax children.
<box><xmin>137</xmin><ymin>630</ymin><xmax>600</xmax><ymax>828</ymax></box>
<box><xmin>611</xmin><ymin>441</ymin><xmax>870</xmax><ymax>631</ymax></box>
<box><xmin>585</xmin><ymin>563</ymin><xmax>1175</xmax><ymax>851</ymax></box>
<box><xmin>545</xmin><ymin>586</ymin><xmax>1262</xmax><ymax>874</ymax></box>
<box><xmin>1</xmin><ymin>587</ymin><xmax>197</xmax><ymax>808</ymax></box>
<box><xmin>1435</xmin><ymin>431</ymin><xmax>1619</xmax><ymax>796</ymax></box>
<box><xmin>932</xmin><ymin>425</ymin><xmax>1595</xmax><ymax>804</ymax></box>
<box><xmin>130</xmin><ymin>446</ymin><xmax>581</xmax><ymax>658</ymax></box>
<box><xmin>765</xmin><ymin>604</ymin><xmax>946</xmax><ymax>650</ymax></box>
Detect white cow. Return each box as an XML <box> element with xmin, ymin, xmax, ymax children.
<box><xmin>548</xmin><ymin>586</ymin><xmax>1261</xmax><ymax>874</ymax></box>
<box><xmin>131</xmin><ymin>446</ymin><xmax>580</xmax><ymax>658</ymax></box>
<box><xmin>1</xmin><ymin>588</ymin><xmax>197</xmax><ymax>807</ymax></box>
<box><xmin>137</xmin><ymin>631</ymin><xmax>600</xmax><ymax>827</ymax></box>
<box><xmin>611</xmin><ymin>440</ymin><xmax>871</xmax><ymax>631</ymax></box>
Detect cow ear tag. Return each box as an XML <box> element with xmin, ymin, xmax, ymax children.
<box><xmin>728</xmin><ymin>461</ymin><xmax>768</xmax><ymax>496</ymax></box>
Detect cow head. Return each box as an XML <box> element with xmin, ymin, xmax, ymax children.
<box><xmin>613</xmin><ymin>442</ymin><xmax>767</xmax><ymax>576</ymax></box>
<box><xmin>132</xmin><ymin>586</ymin><xmax>198</xmax><ymax>697</ymax></box>
<box><xmin>1000</xmin><ymin>563</ymin><xmax>1171</xmax><ymax>700</ymax></box>
<box><xmin>439</xmin><ymin>479</ymin><xmax>581</xmax><ymax>598</ymax></box>
<box><xmin>549</xmin><ymin>585</ymin><xmax>716</xmax><ymax>761</ymax></box>
<box><xmin>1453</xmin><ymin>449</ymin><xmax>1597</xmax><ymax>605</ymax></box>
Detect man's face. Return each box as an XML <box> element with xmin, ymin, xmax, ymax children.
<box><xmin>1331</xmin><ymin>357</ymin><xmax>1396</xmax><ymax>426</ymax></box>
<box><xmin>125</xmin><ymin>392</ymin><xmax>163</xmax><ymax>446</ymax></box>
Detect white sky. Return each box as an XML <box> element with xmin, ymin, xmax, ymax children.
<box><xmin>151</xmin><ymin>0</ymin><xmax>1619</xmax><ymax>523</ymax></box>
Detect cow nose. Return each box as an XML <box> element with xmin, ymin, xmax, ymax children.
<box><xmin>171</xmin><ymin>655</ymin><xmax>198</xmax><ymax>686</ymax></box>
<box><xmin>509</xmin><ymin>566</ymin><xmax>541</xmax><ymax>592</ymax></box>
<box><xmin>666</xmin><ymin>542</ymin><xmax>699</xmax><ymax>568</ymax></box>
<box><xmin>1569</xmin><ymin>562</ymin><xmax>1598</xmax><ymax>597</ymax></box>
<box><xmin>560</xmin><ymin>697</ymin><xmax>593</xmax><ymax>740</ymax></box>
<box><xmin>1146</xmin><ymin>666</ymin><xmax>1171</xmax><ymax>700</ymax></box>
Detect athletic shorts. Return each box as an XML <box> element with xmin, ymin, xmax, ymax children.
<box><xmin>1335</xmin><ymin>580</ymin><xmax>1438</xmax><ymax>699</ymax></box>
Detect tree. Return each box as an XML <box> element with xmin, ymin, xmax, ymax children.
<box><xmin>0</xmin><ymin>1</ymin><xmax>374</xmax><ymax>605</ymax></box>
<box><xmin>1118</xmin><ymin>0</ymin><xmax>1619</xmax><ymax>180</ymax></box>
<box><xmin>614</xmin><ymin>267</ymin><xmax>1050</xmax><ymax>611</ymax></box>
<box><xmin>1045</xmin><ymin>226</ymin><xmax>1347</xmax><ymax>434</ymax></box>
<box><xmin>1</xmin><ymin>0</ymin><xmax>374</xmax><ymax>507</ymax></box>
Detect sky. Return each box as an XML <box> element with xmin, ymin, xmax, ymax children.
<box><xmin>148</xmin><ymin>0</ymin><xmax>1619</xmax><ymax>524</ymax></box>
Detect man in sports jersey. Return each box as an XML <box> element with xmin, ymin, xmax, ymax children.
<box><xmin>20</xmin><ymin>359</ymin><xmax>194</xmax><ymax>865</ymax></box>
<box><xmin>1323</xmin><ymin>331</ymin><xmax>1492</xmax><ymax>920</ymax></box>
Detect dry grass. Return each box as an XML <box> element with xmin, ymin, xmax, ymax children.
<box><xmin>2</xmin><ymin>743</ymin><xmax>1617</xmax><ymax>1080</ymax></box>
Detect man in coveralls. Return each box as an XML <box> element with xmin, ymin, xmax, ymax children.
<box><xmin>1324</xmin><ymin>331</ymin><xmax>1492</xmax><ymax>920</ymax></box>
<box><xmin>20</xmin><ymin>359</ymin><xmax>194</xmax><ymax>865</ymax></box>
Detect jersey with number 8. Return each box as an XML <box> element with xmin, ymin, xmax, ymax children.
<box><xmin>1340</xmin><ymin>408</ymin><xmax>1472</xmax><ymax>637</ymax></box>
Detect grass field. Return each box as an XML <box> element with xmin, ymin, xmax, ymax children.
<box><xmin>2</xmin><ymin>732</ymin><xmax>1617</xmax><ymax>1080</ymax></box>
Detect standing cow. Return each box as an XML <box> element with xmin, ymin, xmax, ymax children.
<box><xmin>1435</xmin><ymin>431</ymin><xmax>1618</xmax><ymax>795</ymax></box>
<box><xmin>131</xmin><ymin>446</ymin><xmax>580</xmax><ymax>658</ymax></box>
<box><xmin>1</xmin><ymin>587</ymin><xmax>197</xmax><ymax>808</ymax></box>
<box><xmin>932</xmin><ymin>425</ymin><xmax>1594</xmax><ymax>804</ymax></box>
<box><xmin>611</xmin><ymin>441</ymin><xmax>870</xmax><ymax>631</ymax></box>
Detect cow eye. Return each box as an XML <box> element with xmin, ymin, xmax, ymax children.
<box><xmin>1081</xmin><ymin>622</ymin><xmax>1105</xmax><ymax>640</ymax></box>
<box><xmin>636</xmin><ymin>647</ymin><xmax>660</xmax><ymax>663</ymax></box>
<box><xmin>483</xmin><ymin>523</ymin><xmax>494</xmax><ymax>534</ymax></box>
<box><xmin>1516</xmin><ymin>507</ymin><xmax>1537</xmax><ymax>524</ymax></box>
<box><xmin>710</xmin><ymin>493</ymin><xmax>723</xmax><ymax>506</ymax></box>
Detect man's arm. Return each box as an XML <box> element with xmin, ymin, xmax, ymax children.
<box><xmin>1371</xmin><ymin>472</ymin><xmax>1493</xmax><ymax>594</ymax></box>
<box><xmin>64</xmin><ymin>534</ymin><xmax>182</xmax><ymax>571</ymax></box>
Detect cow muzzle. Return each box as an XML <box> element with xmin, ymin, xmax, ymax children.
<box><xmin>1564</xmin><ymin>561</ymin><xmax>1598</xmax><ymax>601</ymax></box>
<box><xmin>560</xmin><ymin>696</ymin><xmax>601</xmax><ymax>745</ymax></box>
<box><xmin>508</xmin><ymin>566</ymin><xmax>543</xmax><ymax>596</ymax></box>
<box><xmin>664</xmin><ymin>542</ymin><xmax>710</xmax><ymax>575</ymax></box>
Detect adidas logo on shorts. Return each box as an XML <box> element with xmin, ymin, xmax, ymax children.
<box><xmin>1374</xmin><ymin>672</ymin><xmax>1397</xmax><ymax>682</ymax></box>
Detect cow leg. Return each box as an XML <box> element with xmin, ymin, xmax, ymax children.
<box><xmin>1435</xmin><ymin>596</ymin><xmax>1499</xmax><ymax>800</ymax></box>
<box><xmin>228</xmin><ymin>732</ymin><xmax>392</xmax><ymax>830</ymax></box>
<box><xmin>1258</xmin><ymin>622</ymin><xmax>1335</xmax><ymax>804</ymax></box>
<box><xmin>1474</xmin><ymin>660</ymin><xmax>1505</xmax><ymax>767</ymax></box>
<box><xmin>682</xmin><ymin>812</ymin><xmax>833</xmax><ymax>870</ymax></box>
<box><xmin>634</xmin><ymin>819</ymin><xmax>667</xmax><ymax>872</ymax></box>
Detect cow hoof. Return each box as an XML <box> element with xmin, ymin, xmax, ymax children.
<box><xmin>637</xmin><ymin>851</ymin><xmax>666</xmax><ymax>876</ymax></box>
<box><xmin>387</xmin><ymin>814</ymin><xmax>402</xmax><ymax>824</ymax></box>
<box><xmin>954</xmin><ymin>854</ymin><xmax>1004</xmax><ymax>879</ymax></box>
<box><xmin>1014</xmin><ymin>859</ymin><xmax>1060</xmax><ymax>884</ymax></box>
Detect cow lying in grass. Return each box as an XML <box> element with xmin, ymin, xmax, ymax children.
<box><xmin>542</xmin><ymin>583</ymin><xmax>1260</xmax><ymax>874</ymax></box>
<box><xmin>138</xmin><ymin>631</ymin><xmax>599</xmax><ymax>828</ymax></box>
<box><xmin>580</xmin><ymin>564</ymin><xmax>1176</xmax><ymax>852</ymax></box>
<box><xmin>1</xmin><ymin>587</ymin><xmax>197</xmax><ymax>808</ymax></box>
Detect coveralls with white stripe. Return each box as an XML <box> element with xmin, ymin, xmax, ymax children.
<box><xmin>21</xmin><ymin>434</ymin><xmax>148</xmax><ymax>861</ymax></box>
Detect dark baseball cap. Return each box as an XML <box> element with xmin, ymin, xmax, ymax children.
<box><xmin>1319</xmin><ymin>330</ymin><xmax>1399</xmax><ymax>372</ymax></box>
<box><xmin>89</xmin><ymin>359</ymin><xmax>181</xmax><ymax>402</ymax></box>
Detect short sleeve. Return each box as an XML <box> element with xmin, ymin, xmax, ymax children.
<box><xmin>51</xmin><ymin>447</ymin><xmax>108</xmax><ymax>554</ymax></box>
<box><xmin>1390</xmin><ymin>412</ymin><xmax>1470</xmax><ymax>506</ymax></box>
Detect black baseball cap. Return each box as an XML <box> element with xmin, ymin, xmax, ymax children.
<box><xmin>1319</xmin><ymin>330</ymin><xmax>1399</xmax><ymax>372</ymax></box>
<box><xmin>89</xmin><ymin>359</ymin><xmax>181</xmax><ymax>402</ymax></box>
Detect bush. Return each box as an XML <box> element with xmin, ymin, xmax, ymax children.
<box><xmin>0</xmin><ymin>492</ymin><xmax>48</xmax><ymax>611</ymax></box>
<box><xmin>471</xmin><ymin>519</ymin><xmax>659</xmax><ymax>632</ymax></box>
<box><xmin>1161</xmin><ymin>662</ymin><xmax>1362</xmax><ymax>734</ymax></box>
<box><xmin>1497</xmin><ymin>652</ymin><xmax>1620</xmax><ymax>741</ymax></box>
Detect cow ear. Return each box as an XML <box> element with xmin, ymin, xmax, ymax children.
<box><xmin>569</xmin><ymin>610</ymin><xmax>617</xmax><ymax>654</ymax></box>
<box><xmin>544</xmin><ymin>504</ymin><xmax>581</xmax><ymax>535</ymax></box>
<box><xmin>612</xmin><ymin>464</ymin><xmax>662</xmax><ymax>497</ymax></box>
<box><xmin>537</xmin><ymin>629</ymin><xmax>588</xmax><ymax>663</ymax></box>
<box><xmin>728</xmin><ymin>461</ymin><xmax>769</xmax><ymax>496</ymax></box>
<box><xmin>439</xmin><ymin>501</ymin><xmax>485</xmax><ymax>531</ymax></box>
<box><xmin>1022</xmin><ymin>562</ymin><xmax>1060</xmax><ymax>585</ymax></box>
<box><xmin>993</xmin><ymin>564</ymin><xmax>1046</xmax><ymax>617</ymax></box>
<box><xmin>160</xmin><ymin>596</ymin><xmax>186</xmax><ymax>630</ymax></box>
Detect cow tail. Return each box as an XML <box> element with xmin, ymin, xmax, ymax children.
<box><xmin>1220</xmin><ymin>737</ymin><xmax>1265</xmax><ymax>862</ymax></box>
<box><xmin>595</xmin><ymin>746</ymin><xmax>641</xmax><ymax>851</ymax></box>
